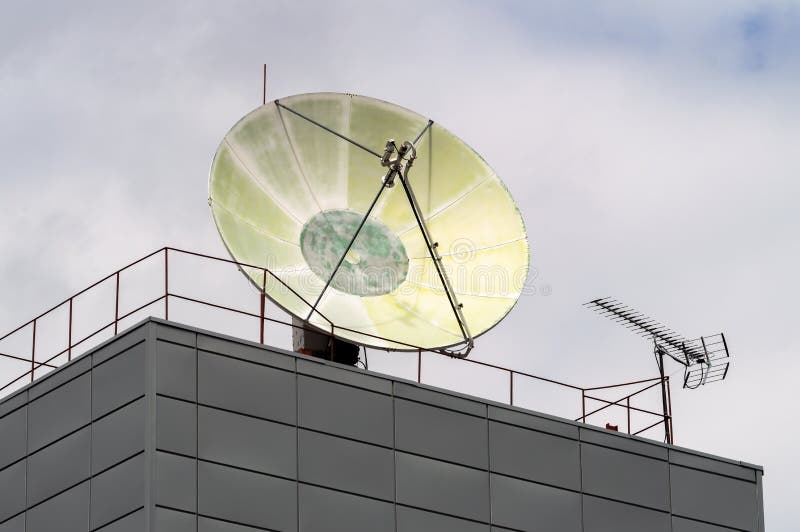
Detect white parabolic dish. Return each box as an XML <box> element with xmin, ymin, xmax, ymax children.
<box><xmin>209</xmin><ymin>92</ymin><xmax>529</xmax><ymax>353</ymax></box>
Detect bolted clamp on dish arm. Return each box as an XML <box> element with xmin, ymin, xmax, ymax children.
<box><xmin>381</xmin><ymin>139</ymin><xmax>474</xmax><ymax>357</ymax></box>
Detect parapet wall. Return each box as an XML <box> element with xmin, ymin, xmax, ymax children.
<box><xmin>0</xmin><ymin>318</ymin><xmax>765</xmax><ymax>532</ymax></box>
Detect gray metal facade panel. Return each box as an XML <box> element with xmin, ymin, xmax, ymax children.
<box><xmin>581</xmin><ymin>442</ymin><xmax>670</xmax><ymax>510</ymax></box>
<box><xmin>670</xmin><ymin>448</ymin><xmax>756</xmax><ymax>482</ymax></box>
<box><xmin>395</xmin><ymin>451</ymin><xmax>491</xmax><ymax>522</ymax></box>
<box><xmin>95</xmin><ymin>509</ymin><xmax>145</xmax><ymax>532</ymax></box>
<box><xmin>582</xmin><ymin>494</ymin><xmax>671</xmax><ymax>532</ymax></box>
<box><xmin>199</xmin><ymin>406</ymin><xmax>296</xmax><ymax>479</ymax></box>
<box><xmin>27</xmin><ymin>372</ymin><xmax>90</xmax><ymax>452</ymax></box>
<box><xmin>580</xmin><ymin>426</ymin><xmax>668</xmax><ymax>461</ymax></box>
<box><xmin>92</xmin><ymin>397</ymin><xmax>145</xmax><ymax>473</ymax></box>
<box><xmin>490</xmin><ymin>473</ymin><xmax>582</xmax><ymax>531</ymax></box>
<box><xmin>672</xmin><ymin>516</ymin><xmax>736</xmax><ymax>531</ymax></box>
<box><xmin>198</xmin><ymin>516</ymin><xmax>267</xmax><ymax>532</ymax></box>
<box><xmin>0</xmin><ymin>319</ymin><xmax>766</xmax><ymax>532</ymax></box>
<box><xmin>489</xmin><ymin>420</ymin><xmax>581</xmax><ymax>491</ymax></box>
<box><xmin>394</xmin><ymin>381</ymin><xmax>485</xmax><ymax>416</ymax></box>
<box><xmin>26</xmin><ymin>425</ymin><xmax>90</xmax><ymax>506</ymax></box>
<box><xmin>28</xmin><ymin>356</ymin><xmax>91</xmax><ymax>401</ymax></box>
<box><xmin>90</xmin><ymin>453</ymin><xmax>146</xmax><ymax>530</ymax></box>
<box><xmin>396</xmin><ymin>505</ymin><xmax>490</xmax><ymax>532</ymax></box>
<box><xmin>298</xmin><ymin>429</ymin><xmax>393</xmax><ymax>500</ymax></box>
<box><xmin>197</xmin><ymin>333</ymin><xmax>295</xmax><ymax>372</ymax></box>
<box><xmin>198</xmin><ymin>460</ymin><xmax>297</xmax><ymax>532</ymax></box>
<box><xmin>0</xmin><ymin>406</ymin><xmax>26</xmax><ymax>470</ymax></box>
<box><xmin>197</xmin><ymin>350</ymin><xmax>296</xmax><ymax>424</ymax></box>
<box><xmin>0</xmin><ymin>391</ymin><xmax>26</xmax><ymax>419</ymax></box>
<box><xmin>395</xmin><ymin>398</ymin><xmax>488</xmax><ymax>469</ymax></box>
<box><xmin>298</xmin><ymin>357</ymin><xmax>391</xmax><ymax>394</ymax></box>
<box><xmin>25</xmin><ymin>480</ymin><xmax>89</xmax><ymax>532</ymax></box>
<box><xmin>671</xmin><ymin>464</ymin><xmax>759</xmax><ymax>531</ymax></box>
<box><xmin>0</xmin><ymin>513</ymin><xmax>24</xmax><ymax>532</ymax></box>
<box><xmin>155</xmin><ymin>396</ymin><xmax>196</xmax><ymax>457</ymax></box>
<box><xmin>154</xmin><ymin>507</ymin><xmax>196</xmax><ymax>532</ymax></box>
<box><xmin>298</xmin><ymin>374</ymin><xmax>393</xmax><ymax>446</ymax></box>
<box><xmin>0</xmin><ymin>460</ymin><xmax>25</xmax><ymax>523</ymax></box>
<box><xmin>156</xmin><ymin>340</ymin><xmax>196</xmax><ymax>401</ymax></box>
<box><xmin>92</xmin><ymin>342</ymin><xmax>145</xmax><ymax>419</ymax></box>
<box><xmin>298</xmin><ymin>483</ymin><xmax>394</xmax><ymax>532</ymax></box>
<box><xmin>155</xmin><ymin>452</ymin><xmax>196</xmax><ymax>513</ymax></box>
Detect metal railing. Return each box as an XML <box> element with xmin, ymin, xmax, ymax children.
<box><xmin>0</xmin><ymin>247</ymin><xmax>673</xmax><ymax>443</ymax></box>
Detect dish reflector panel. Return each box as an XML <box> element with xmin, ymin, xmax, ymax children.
<box><xmin>209</xmin><ymin>93</ymin><xmax>529</xmax><ymax>353</ymax></box>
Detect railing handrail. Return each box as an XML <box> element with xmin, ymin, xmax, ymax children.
<box><xmin>0</xmin><ymin>246</ymin><xmax>674</xmax><ymax>443</ymax></box>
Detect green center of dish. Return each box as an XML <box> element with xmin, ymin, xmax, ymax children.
<box><xmin>300</xmin><ymin>209</ymin><xmax>409</xmax><ymax>297</ymax></box>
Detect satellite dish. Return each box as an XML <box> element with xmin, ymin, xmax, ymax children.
<box><xmin>209</xmin><ymin>93</ymin><xmax>528</xmax><ymax>357</ymax></box>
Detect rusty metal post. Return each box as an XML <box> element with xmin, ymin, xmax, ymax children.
<box><xmin>626</xmin><ymin>397</ymin><xmax>631</xmax><ymax>434</ymax></box>
<box><xmin>581</xmin><ymin>390</ymin><xmax>586</xmax><ymax>423</ymax></box>
<box><xmin>68</xmin><ymin>298</ymin><xmax>73</xmax><ymax>361</ymax></box>
<box><xmin>262</xmin><ymin>64</ymin><xmax>267</xmax><ymax>105</ymax></box>
<box><xmin>114</xmin><ymin>272</ymin><xmax>120</xmax><ymax>335</ymax></box>
<box><xmin>31</xmin><ymin>319</ymin><xmax>36</xmax><ymax>382</ymax></box>
<box><xmin>164</xmin><ymin>249</ymin><xmax>169</xmax><ymax>320</ymax></box>
<box><xmin>259</xmin><ymin>270</ymin><xmax>266</xmax><ymax>344</ymax></box>
<box><xmin>666</xmin><ymin>376</ymin><xmax>674</xmax><ymax>444</ymax></box>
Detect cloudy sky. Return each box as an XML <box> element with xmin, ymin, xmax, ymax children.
<box><xmin>1</xmin><ymin>0</ymin><xmax>798</xmax><ymax>528</ymax></box>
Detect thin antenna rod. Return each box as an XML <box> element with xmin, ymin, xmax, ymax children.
<box><xmin>262</xmin><ymin>64</ymin><xmax>267</xmax><ymax>105</ymax></box>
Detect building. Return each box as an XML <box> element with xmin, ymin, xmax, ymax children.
<box><xmin>0</xmin><ymin>318</ymin><xmax>765</xmax><ymax>532</ymax></box>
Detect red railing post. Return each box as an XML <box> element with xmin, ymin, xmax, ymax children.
<box><xmin>68</xmin><ymin>298</ymin><xmax>73</xmax><ymax>361</ymax></box>
<box><xmin>30</xmin><ymin>319</ymin><xmax>36</xmax><ymax>382</ymax></box>
<box><xmin>666</xmin><ymin>376</ymin><xmax>674</xmax><ymax>444</ymax></box>
<box><xmin>114</xmin><ymin>272</ymin><xmax>120</xmax><ymax>335</ymax></box>
<box><xmin>581</xmin><ymin>390</ymin><xmax>586</xmax><ymax>423</ymax></box>
<box><xmin>259</xmin><ymin>270</ymin><xmax>266</xmax><ymax>344</ymax></box>
<box><xmin>626</xmin><ymin>397</ymin><xmax>631</xmax><ymax>434</ymax></box>
<box><xmin>164</xmin><ymin>248</ymin><xmax>169</xmax><ymax>320</ymax></box>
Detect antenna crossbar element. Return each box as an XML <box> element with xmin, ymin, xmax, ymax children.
<box><xmin>585</xmin><ymin>297</ymin><xmax>731</xmax><ymax>390</ymax></box>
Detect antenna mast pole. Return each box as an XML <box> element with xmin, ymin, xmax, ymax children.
<box><xmin>262</xmin><ymin>64</ymin><xmax>267</xmax><ymax>105</ymax></box>
<box><xmin>654</xmin><ymin>342</ymin><xmax>672</xmax><ymax>444</ymax></box>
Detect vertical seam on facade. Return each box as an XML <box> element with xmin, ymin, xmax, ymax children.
<box><xmin>392</xmin><ymin>381</ymin><xmax>398</xmax><ymax>532</ymax></box>
<box><xmin>579</xmin><ymin>435</ymin><xmax>585</xmax><ymax>532</ymax></box>
<box><xmin>486</xmin><ymin>404</ymin><xmax>492</xmax><ymax>527</ymax></box>
<box><xmin>24</xmin><ymin>389</ymin><xmax>29</xmax><ymax>531</ymax></box>
<box><xmin>668</xmin><ymin>449</ymin><xmax>674</xmax><ymax>532</ymax></box>
<box><xmin>295</xmin><ymin>362</ymin><xmax>300</xmax><ymax>531</ymax></box>
<box><xmin>88</xmin><ymin>358</ymin><xmax>93</xmax><ymax>530</ymax></box>
<box><xmin>194</xmin><ymin>332</ymin><xmax>199</xmax><ymax>531</ymax></box>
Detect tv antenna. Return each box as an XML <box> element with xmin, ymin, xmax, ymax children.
<box><xmin>585</xmin><ymin>297</ymin><xmax>731</xmax><ymax>443</ymax></box>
